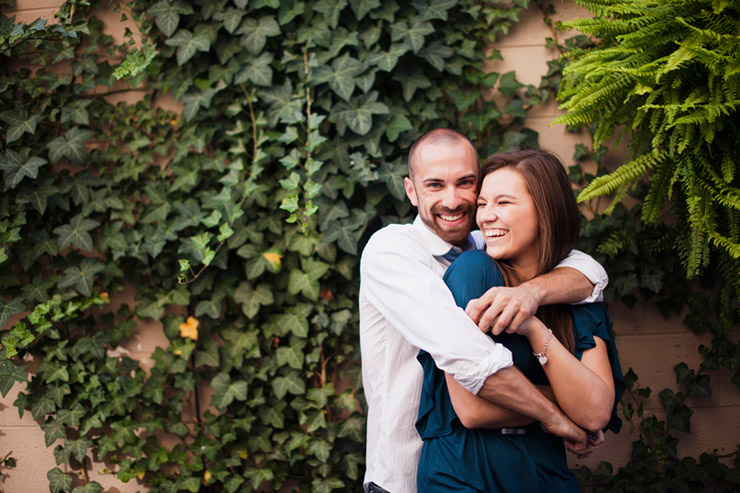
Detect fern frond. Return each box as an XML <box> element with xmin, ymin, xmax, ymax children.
<box><xmin>683</xmin><ymin>191</ymin><xmax>712</xmax><ymax>277</ymax></box>
<box><xmin>578</xmin><ymin>150</ymin><xmax>665</xmax><ymax>202</ymax></box>
<box><xmin>719</xmin><ymin>146</ymin><xmax>736</xmax><ymax>183</ymax></box>
<box><xmin>642</xmin><ymin>155</ymin><xmax>679</xmax><ymax>223</ymax></box>
<box><xmin>603</xmin><ymin>181</ymin><xmax>632</xmax><ymax>216</ymax></box>
<box><xmin>708</xmin><ymin>232</ymin><xmax>740</xmax><ymax>259</ymax></box>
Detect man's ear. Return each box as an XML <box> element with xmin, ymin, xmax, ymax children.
<box><xmin>404</xmin><ymin>177</ymin><xmax>418</xmax><ymax>206</ymax></box>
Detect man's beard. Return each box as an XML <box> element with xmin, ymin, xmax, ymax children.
<box><xmin>423</xmin><ymin>203</ymin><xmax>476</xmax><ymax>246</ymax></box>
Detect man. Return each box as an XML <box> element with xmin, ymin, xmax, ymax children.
<box><xmin>359</xmin><ymin>129</ymin><xmax>608</xmax><ymax>492</ymax></box>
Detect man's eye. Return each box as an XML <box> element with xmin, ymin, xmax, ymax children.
<box><xmin>460</xmin><ymin>179</ymin><xmax>475</xmax><ymax>186</ymax></box>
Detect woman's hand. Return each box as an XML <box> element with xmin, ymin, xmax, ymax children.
<box><xmin>505</xmin><ymin>314</ymin><xmax>547</xmax><ymax>340</ymax></box>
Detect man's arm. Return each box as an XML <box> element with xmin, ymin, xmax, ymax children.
<box><xmin>478</xmin><ymin>365</ymin><xmax>588</xmax><ymax>448</ymax></box>
<box><xmin>360</xmin><ymin>229</ymin><xmax>513</xmax><ymax>393</ymax></box>
<box><xmin>466</xmin><ymin>249</ymin><xmax>607</xmax><ymax>333</ymax></box>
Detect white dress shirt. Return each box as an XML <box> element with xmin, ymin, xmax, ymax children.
<box><xmin>359</xmin><ymin>216</ymin><xmax>608</xmax><ymax>492</ymax></box>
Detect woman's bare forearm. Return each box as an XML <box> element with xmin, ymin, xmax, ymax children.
<box><xmin>446</xmin><ymin>373</ymin><xmax>535</xmax><ymax>429</ymax></box>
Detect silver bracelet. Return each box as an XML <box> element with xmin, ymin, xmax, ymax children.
<box><xmin>533</xmin><ymin>328</ymin><xmax>553</xmax><ymax>366</ymax></box>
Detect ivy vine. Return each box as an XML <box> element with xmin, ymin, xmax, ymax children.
<box><xmin>2</xmin><ymin>0</ymin><xmax>737</xmax><ymax>491</ymax></box>
<box><xmin>0</xmin><ymin>0</ymin><xmax>547</xmax><ymax>491</ymax></box>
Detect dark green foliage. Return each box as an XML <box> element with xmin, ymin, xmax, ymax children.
<box><xmin>0</xmin><ymin>0</ymin><xmax>543</xmax><ymax>490</ymax></box>
<box><xmin>556</xmin><ymin>1</ymin><xmax>740</xmax><ymax>489</ymax></box>
<box><xmin>554</xmin><ymin>0</ymin><xmax>740</xmax><ymax>313</ymax></box>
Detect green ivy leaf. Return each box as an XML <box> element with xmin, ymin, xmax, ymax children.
<box><xmin>288</xmin><ymin>258</ymin><xmax>329</xmax><ymax>300</ymax></box>
<box><xmin>234</xmin><ymin>52</ymin><xmax>274</xmax><ymax>86</ymax></box>
<box><xmin>148</xmin><ymin>0</ymin><xmax>193</xmax><ymax>37</ymax></box>
<box><xmin>349</xmin><ymin>0</ymin><xmax>380</xmax><ymax>20</ymax></box>
<box><xmin>276</xmin><ymin>341</ymin><xmax>306</xmax><ymax>369</ymax></box>
<box><xmin>211</xmin><ymin>373</ymin><xmax>248</xmax><ymax>410</ymax></box>
<box><xmin>385</xmin><ymin>114</ymin><xmax>413</xmax><ymax>142</ymax></box>
<box><xmin>393</xmin><ymin>69</ymin><xmax>431</xmax><ymax>102</ymax></box>
<box><xmin>16</xmin><ymin>177</ymin><xmax>58</xmax><ymax>214</ymax></box>
<box><xmin>0</xmin><ymin>149</ymin><xmax>47</xmax><ymax>188</ymax></box>
<box><xmin>376</xmin><ymin>157</ymin><xmax>407</xmax><ymax>200</ymax></box>
<box><xmin>236</xmin><ymin>16</ymin><xmax>281</xmax><ymax>55</ymax></box>
<box><xmin>274</xmin><ymin>304</ymin><xmax>312</xmax><ymax>337</ymax></box>
<box><xmin>0</xmin><ymin>106</ymin><xmax>39</xmax><ymax>143</ymax></box>
<box><xmin>41</xmin><ymin>418</ymin><xmax>68</xmax><ymax>446</ymax></box>
<box><xmin>260</xmin><ymin>401</ymin><xmax>285</xmax><ymax>427</ymax></box>
<box><xmin>71</xmin><ymin>482</ymin><xmax>104</xmax><ymax>493</ymax></box>
<box><xmin>312</xmin><ymin>52</ymin><xmax>366</xmax><ymax>101</ymax></box>
<box><xmin>313</xmin><ymin>0</ymin><xmax>348</xmax><ymax>29</ymax></box>
<box><xmin>498</xmin><ymin>71</ymin><xmax>526</xmax><ymax>96</ymax></box>
<box><xmin>213</xmin><ymin>8</ymin><xmax>245</xmax><ymax>34</ymax></box>
<box><xmin>233</xmin><ymin>282</ymin><xmax>274</xmax><ymax>318</ymax></box>
<box><xmin>278</xmin><ymin>0</ymin><xmax>305</xmax><ymax>25</ymax></box>
<box><xmin>329</xmin><ymin>91</ymin><xmax>389</xmax><ymax>135</ymax></box>
<box><xmin>271</xmin><ymin>371</ymin><xmax>305</xmax><ymax>399</ymax></box>
<box><xmin>413</xmin><ymin>0</ymin><xmax>456</xmax><ymax>21</ymax></box>
<box><xmin>0</xmin><ymin>298</ymin><xmax>25</xmax><ymax>331</ymax></box>
<box><xmin>367</xmin><ymin>43</ymin><xmax>408</xmax><ymax>72</ymax></box>
<box><xmin>47</xmin><ymin>127</ymin><xmax>93</xmax><ymax>164</ymax></box>
<box><xmin>58</xmin><ymin>258</ymin><xmax>105</xmax><ymax>296</ymax></box>
<box><xmin>0</xmin><ymin>360</ymin><xmax>27</xmax><ymax>397</ymax></box>
<box><xmin>165</xmin><ymin>28</ymin><xmax>212</xmax><ymax>65</ymax></box>
<box><xmin>31</xmin><ymin>393</ymin><xmax>57</xmax><ymax>419</ymax></box>
<box><xmin>391</xmin><ymin>17</ymin><xmax>434</xmax><ymax>53</ymax></box>
<box><xmin>57</xmin><ymin>403</ymin><xmax>86</xmax><ymax>428</ymax></box>
<box><xmin>47</xmin><ymin>468</ymin><xmax>73</xmax><ymax>493</ymax></box>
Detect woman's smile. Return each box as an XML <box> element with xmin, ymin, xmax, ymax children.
<box><xmin>476</xmin><ymin>168</ymin><xmax>540</xmax><ymax>280</ymax></box>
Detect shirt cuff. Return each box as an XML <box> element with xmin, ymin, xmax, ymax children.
<box><xmin>451</xmin><ymin>342</ymin><xmax>514</xmax><ymax>395</ymax></box>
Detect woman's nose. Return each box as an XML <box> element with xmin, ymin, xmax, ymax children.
<box><xmin>477</xmin><ymin>204</ymin><xmax>497</xmax><ymax>222</ymax></box>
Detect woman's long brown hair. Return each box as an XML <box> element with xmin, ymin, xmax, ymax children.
<box><xmin>479</xmin><ymin>150</ymin><xmax>581</xmax><ymax>352</ymax></box>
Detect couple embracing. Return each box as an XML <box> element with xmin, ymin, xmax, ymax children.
<box><xmin>359</xmin><ymin>129</ymin><xmax>625</xmax><ymax>492</ymax></box>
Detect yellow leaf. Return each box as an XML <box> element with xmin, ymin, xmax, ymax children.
<box><xmin>238</xmin><ymin>448</ymin><xmax>248</xmax><ymax>459</ymax></box>
<box><xmin>204</xmin><ymin>470</ymin><xmax>212</xmax><ymax>483</ymax></box>
<box><xmin>179</xmin><ymin>316</ymin><xmax>199</xmax><ymax>341</ymax></box>
<box><xmin>262</xmin><ymin>251</ymin><xmax>282</xmax><ymax>271</ymax></box>
<box><xmin>99</xmin><ymin>292</ymin><xmax>109</xmax><ymax>302</ymax></box>
<box><xmin>136</xmin><ymin>470</ymin><xmax>145</xmax><ymax>480</ymax></box>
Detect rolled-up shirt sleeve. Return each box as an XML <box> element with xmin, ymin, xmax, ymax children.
<box><xmin>556</xmin><ymin>249</ymin><xmax>609</xmax><ymax>303</ymax></box>
<box><xmin>360</xmin><ymin>230</ymin><xmax>513</xmax><ymax>394</ymax></box>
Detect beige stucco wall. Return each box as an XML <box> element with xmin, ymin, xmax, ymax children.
<box><xmin>2</xmin><ymin>1</ymin><xmax>739</xmax><ymax>492</ymax></box>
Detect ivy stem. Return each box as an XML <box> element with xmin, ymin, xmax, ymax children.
<box><xmin>190</xmin><ymin>356</ymin><xmax>203</xmax><ymax>429</ymax></box>
<box><xmin>240</xmin><ymin>84</ymin><xmax>259</xmax><ymax>160</ymax></box>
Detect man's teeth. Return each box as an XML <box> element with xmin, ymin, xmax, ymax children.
<box><xmin>440</xmin><ymin>214</ymin><xmax>463</xmax><ymax>221</ymax></box>
<box><xmin>485</xmin><ymin>229</ymin><xmax>507</xmax><ymax>237</ymax></box>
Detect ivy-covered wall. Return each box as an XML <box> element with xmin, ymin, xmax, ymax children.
<box><xmin>1</xmin><ymin>0</ymin><xmax>739</xmax><ymax>492</ymax></box>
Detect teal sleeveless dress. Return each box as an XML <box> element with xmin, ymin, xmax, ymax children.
<box><xmin>416</xmin><ymin>250</ymin><xmax>625</xmax><ymax>492</ymax></box>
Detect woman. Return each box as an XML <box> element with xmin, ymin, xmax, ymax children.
<box><xmin>416</xmin><ymin>150</ymin><xmax>625</xmax><ymax>492</ymax></box>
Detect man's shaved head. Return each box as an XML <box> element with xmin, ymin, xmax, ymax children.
<box><xmin>408</xmin><ymin>128</ymin><xmax>478</xmax><ymax>178</ymax></box>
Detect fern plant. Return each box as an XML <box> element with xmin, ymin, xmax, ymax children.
<box><xmin>553</xmin><ymin>0</ymin><xmax>740</xmax><ymax>323</ymax></box>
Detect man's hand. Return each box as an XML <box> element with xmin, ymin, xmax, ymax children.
<box><xmin>540</xmin><ymin>410</ymin><xmax>588</xmax><ymax>451</ymax></box>
<box><xmin>465</xmin><ymin>285</ymin><xmax>541</xmax><ymax>334</ymax></box>
<box><xmin>566</xmin><ymin>430</ymin><xmax>605</xmax><ymax>460</ymax></box>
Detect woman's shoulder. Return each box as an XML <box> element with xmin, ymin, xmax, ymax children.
<box><xmin>568</xmin><ymin>302</ymin><xmax>613</xmax><ymax>344</ymax></box>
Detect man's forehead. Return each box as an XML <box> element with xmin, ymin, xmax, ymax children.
<box><xmin>411</xmin><ymin>141</ymin><xmax>477</xmax><ymax>173</ymax></box>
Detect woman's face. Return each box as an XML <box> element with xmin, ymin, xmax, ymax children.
<box><xmin>476</xmin><ymin>167</ymin><xmax>540</xmax><ymax>278</ymax></box>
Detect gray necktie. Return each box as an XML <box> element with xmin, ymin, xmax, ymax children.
<box><xmin>443</xmin><ymin>247</ymin><xmax>461</xmax><ymax>262</ymax></box>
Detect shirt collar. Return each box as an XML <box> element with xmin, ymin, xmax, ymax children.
<box><xmin>413</xmin><ymin>215</ymin><xmax>476</xmax><ymax>257</ymax></box>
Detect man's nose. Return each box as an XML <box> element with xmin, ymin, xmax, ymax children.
<box><xmin>441</xmin><ymin>187</ymin><xmax>463</xmax><ymax>209</ymax></box>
